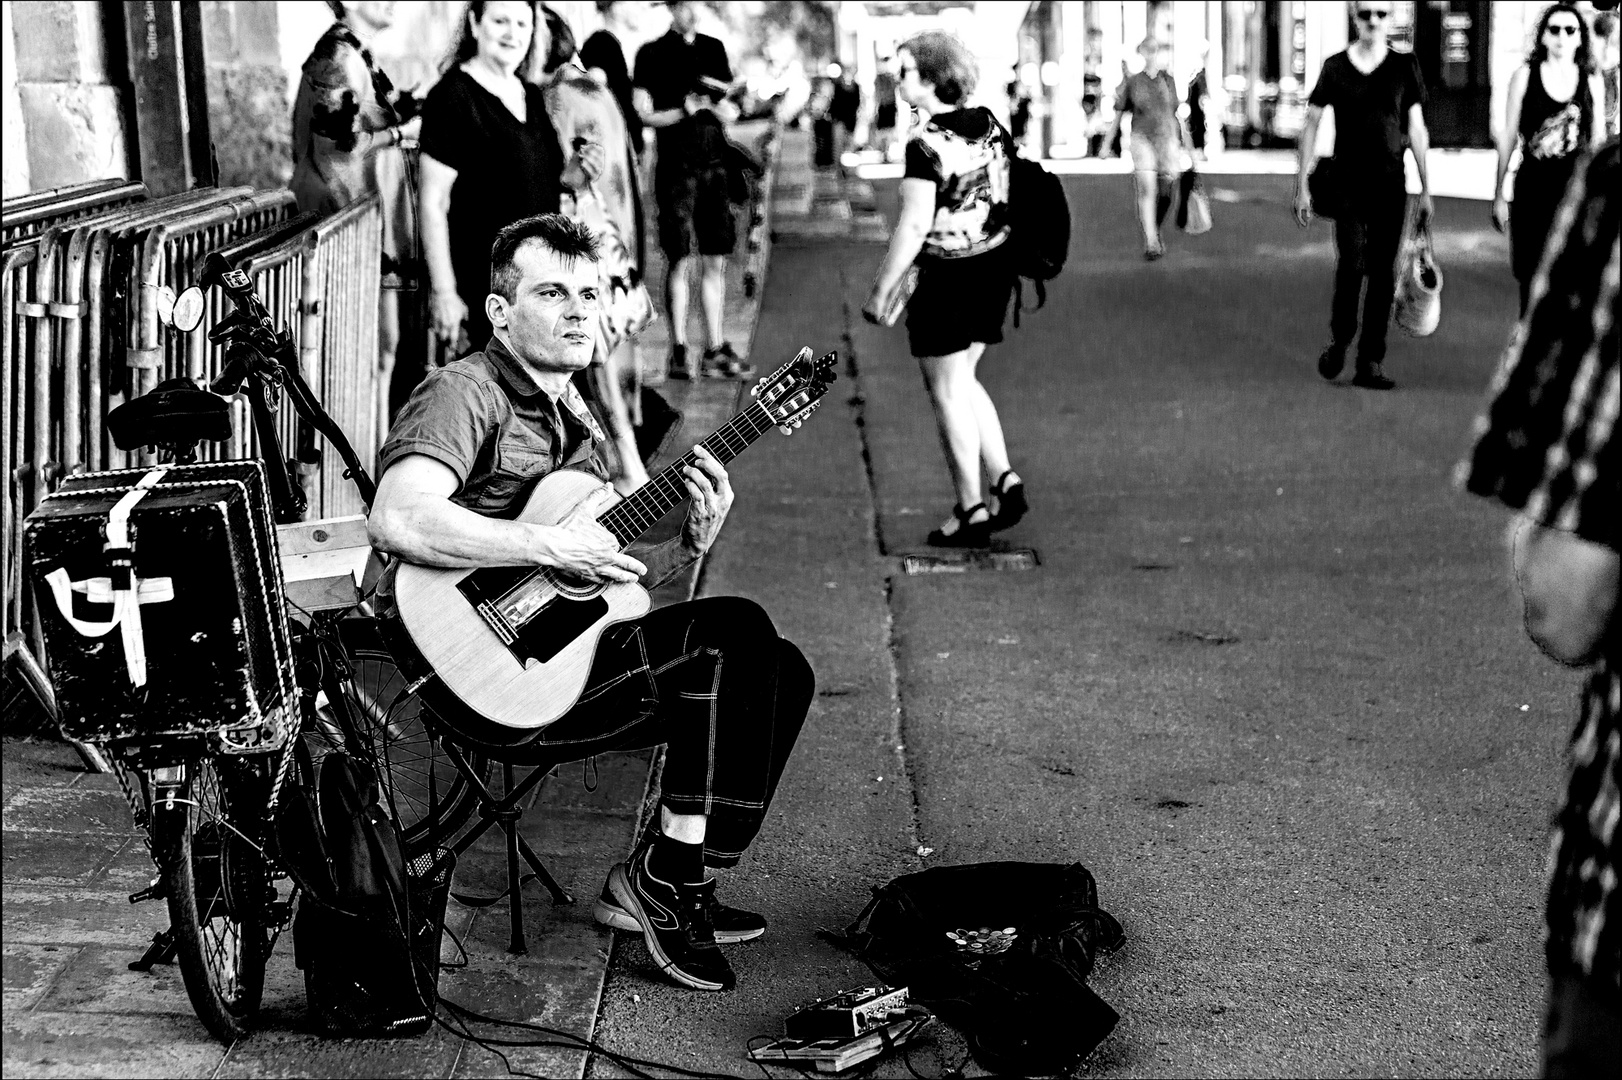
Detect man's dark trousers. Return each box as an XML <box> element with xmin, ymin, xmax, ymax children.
<box><xmin>1330</xmin><ymin>183</ymin><xmax>1407</xmax><ymax>367</ymax></box>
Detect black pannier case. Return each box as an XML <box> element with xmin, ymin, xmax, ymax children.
<box><xmin>23</xmin><ymin>461</ymin><xmax>295</xmax><ymax>748</ymax></box>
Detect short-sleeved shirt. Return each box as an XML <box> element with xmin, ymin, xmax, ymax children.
<box><xmin>1459</xmin><ymin>142</ymin><xmax>1620</xmax><ymax>988</ymax></box>
<box><xmin>1114</xmin><ymin>71</ymin><xmax>1181</xmax><ymax>146</ymax></box>
<box><xmin>903</xmin><ymin>106</ymin><xmax>1011</xmax><ymax>259</ymax></box>
<box><xmin>379</xmin><ymin>333</ymin><xmax>608</xmax><ymax>519</ymax></box>
<box><xmin>419</xmin><ymin>68</ymin><xmax>564</xmax><ymax>309</ymax></box>
<box><xmin>580</xmin><ymin>28</ymin><xmax>642</xmax><ymax>156</ymax></box>
<box><xmin>1308</xmin><ymin>49</ymin><xmax>1427</xmax><ymax>179</ymax></box>
<box><xmin>633</xmin><ymin>29</ymin><xmax>732</xmax><ymax>166</ymax></box>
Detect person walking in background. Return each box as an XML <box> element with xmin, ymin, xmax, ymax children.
<box><xmin>861</xmin><ymin>32</ymin><xmax>1025</xmax><ymax>549</ymax></box>
<box><xmin>581</xmin><ymin>0</ymin><xmax>646</xmax><ymax>160</ymax></box>
<box><xmin>633</xmin><ymin>0</ymin><xmax>752</xmax><ymax>381</ymax></box>
<box><xmin>1186</xmin><ymin>46</ymin><xmax>1212</xmax><ymax>161</ymax></box>
<box><xmin>291</xmin><ymin>0</ymin><xmax>422</xmax><ymax>436</ymax></box>
<box><xmin>871</xmin><ymin>55</ymin><xmax>900</xmax><ymax>162</ymax></box>
<box><xmin>1596</xmin><ymin>10</ymin><xmax>1620</xmax><ymax>139</ymax></box>
<box><xmin>1102</xmin><ymin>38</ymin><xmax>1186</xmax><ymax>260</ymax></box>
<box><xmin>1293</xmin><ymin>1</ymin><xmax>1433</xmax><ymax>392</ymax></box>
<box><xmin>1492</xmin><ymin>3</ymin><xmax>1606</xmax><ymax>317</ymax></box>
<box><xmin>540</xmin><ymin>6</ymin><xmax>656</xmax><ymax>493</ymax></box>
<box><xmin>419</xmin><ymin>0</ymin><xmax>566</xmax><ymax>356</ymax></box>
<box><xmin>1460</xmin><ymin>140</ymin><xmax>1619</xmax><ymax>1080</ymax></box>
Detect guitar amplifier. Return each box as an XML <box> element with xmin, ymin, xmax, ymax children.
<box><xmin>23</xmin><ymin>461</ymin><xmax>297</xmax><ymax>751</ymax></box>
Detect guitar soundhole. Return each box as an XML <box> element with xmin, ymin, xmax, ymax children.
<box><xmin>457</xmin><ymin>567</ymin><xmax>610</xmax><ymax>667</ymax></box>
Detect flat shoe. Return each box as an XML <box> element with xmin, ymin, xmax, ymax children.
<box><xmin>989</xmin><ymin>471</ymin><xmax>1026</xmax><ymax>531</ymax></box>
<box><xmin>927</xmin><ymin>503</ymin><xmax>992</xmax><ymax>548</ymax></box>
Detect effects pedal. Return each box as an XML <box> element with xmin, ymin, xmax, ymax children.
<box><xmin>783</xmin><ymin>985</ymin><xmax>910</xmax><ymax>1041</ymax></box>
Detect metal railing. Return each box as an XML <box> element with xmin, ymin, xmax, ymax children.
<box><xmin>1</xmin><ymin>180</ymin><xmax>149</xmax><ymax>247</ymax></box>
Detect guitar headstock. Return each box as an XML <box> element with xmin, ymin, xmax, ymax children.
<box><xmin>751</xmin><ymin>347</ymin><xmax>838</xmax><ymax>433</ymax></box>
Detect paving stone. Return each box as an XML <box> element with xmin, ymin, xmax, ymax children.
<box><xmin>215</xmin><ymin>1024</ymin><xmax>463</xmax><ymax>1079</ymax></box>
<box><xmin>457</xmin><ymin>883</ymin><xmax>613</xmax><ymax>970</ymax></box>
<box><xmin>35</xmin><ymin>944</ymin><xmax>194</xmax><ymax>1016</ymax></box>
<box><xmin>2</xmin><ymin>887</ymin><xmax>170</xmax><ymax>947</ymax></box>
<box><xmin>1</xmin><ymin>832</ymin><xmax>128</xmax><ymax>887</ymax></box>
<box><xmin>3</xmin><ymin>942</ymin><xmax>79</xmax><ymax>1012</ymax></box>
<box><xmin>2</xmin><ymin>786</ymin><xmax>139</xmax><ymax>835</ymax></box>
<box><xmin>1</xmin><ymin>1010</ymin><xmax>224</xmax><ymax>1078</ymax></box>
<box><xmin>0</xmin><ymin>742</ymin><xmax>86</xmax><ymax>793</ymax></box>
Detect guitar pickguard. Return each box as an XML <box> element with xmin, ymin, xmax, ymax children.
<box><xmin>456</xmin><ymin>566</ymin><xmax>608</xmax><ymax>667</ymax></box>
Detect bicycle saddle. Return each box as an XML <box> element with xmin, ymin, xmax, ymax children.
<box><xmin>107</xmin><ymin>377</ymin><xmax>233</xmax><ymax>452</ymax></box>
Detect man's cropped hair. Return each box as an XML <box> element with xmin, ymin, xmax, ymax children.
<box><xmin>902</xmin><ymin>31</ymin><xmax>977</xmax><ymax>106</ymax></box>
<box><xmin>490</xmin><ymin>214</ymin><xmax>600</xmax><ymax>301</ymax></box>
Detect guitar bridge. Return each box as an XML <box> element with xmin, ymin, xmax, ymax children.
<box><xmin>477</xmin><ymin>600</ymin><xmax>518</xmax><ymax>646</ymax></box>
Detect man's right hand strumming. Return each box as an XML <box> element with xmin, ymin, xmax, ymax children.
<box><xmin>538</xmin><ymin>485</ymin><xmax>646</xmax><ymax>584</ymax></box>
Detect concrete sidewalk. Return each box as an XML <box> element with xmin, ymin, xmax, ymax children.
<box><xmin>1</xmin><ymin>130</ymin><xmax>783</xmax><ymax>1079</ymax></box>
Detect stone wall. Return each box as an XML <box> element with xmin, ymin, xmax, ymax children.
<box><xmin>201</xmin><ymin>1</ymin><xmax>290</xmax><ymax>189</ymax></box>
<box><xmin>3</xmin><ymin>0</ymin><xmax>132</xmax><ymax>197</ymax></box>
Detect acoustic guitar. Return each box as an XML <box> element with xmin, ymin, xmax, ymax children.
<box><xmin>386</xmin><ymin>347</ymin><xmax>837</xmax><ymax>733</ymax></box>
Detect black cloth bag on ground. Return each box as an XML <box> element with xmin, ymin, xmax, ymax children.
<box><xmin>822</xmin><ymin>861</ymin><xmax>1125</xmax><ymax>1075</ymax></box>
<box><xmin>275</xmin><ymin>746</ymin><xmax>447</xmax><ymax>1037</ymax></box>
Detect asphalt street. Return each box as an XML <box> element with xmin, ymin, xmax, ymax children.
<box><xmin>588</xmin><ymin>172</ymin><xmax>1568</xmax><ymax>1078</ymax></box>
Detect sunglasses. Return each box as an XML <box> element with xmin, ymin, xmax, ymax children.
<box><xmin>1356</xmin><ymin>10</ymin><xmax>1391</xmax><ymax>22</ymax></box>
<box><xmin>1545</xmin><ymin>22</ymin><xmax>1581</xmax><ymax>37</ymax></box>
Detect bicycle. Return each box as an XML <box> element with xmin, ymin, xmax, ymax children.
<box><xmin>38</xmin><ymin>250</ymin><xmax>485</xmax><ymax>1042</ymax></box>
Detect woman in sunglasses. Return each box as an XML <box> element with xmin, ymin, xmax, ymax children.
<box><xmin>1492</xmin><ymin>3</ymin><xmax>1607</xmax><ymax>315</ymax></box>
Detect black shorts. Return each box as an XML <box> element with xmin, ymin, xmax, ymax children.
<box><xmin>906</xmin><ymin>246</ymin><xmax>1015</xmax><ymax>358</ymax></box>
<box><xmin>655</xmin><ymin>165</ymin><xmax>737</xmax><ymax>261</ymax></box>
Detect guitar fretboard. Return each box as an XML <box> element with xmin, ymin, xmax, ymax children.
<box><xmin>597</xmin><ymin>400</ymin><xmax>777</xmax><ymax>547</ymax></box>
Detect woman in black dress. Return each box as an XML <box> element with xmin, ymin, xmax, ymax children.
<box><xmin>1492</xmin><ymin>3</ymin><xmax>1606</xmax><ymax>315</ymax></box>
<box><xmin>419</xmin><ymin>0</ymin><xmax>568</xmax><ymax>354</ymax></box>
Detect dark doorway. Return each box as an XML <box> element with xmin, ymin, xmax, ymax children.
<box><xmin>1412</xmin><ymin>1</ymin><xmax>1492</xmax><ymax>148</ymax></box>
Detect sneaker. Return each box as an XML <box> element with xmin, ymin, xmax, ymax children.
<box><xmin>700</xmin><ymin>342</ymin><xmax>756</xmax><ymax>380</ymax></box>
<box><xmin>604</xmin><ymin>847</ymin><xmax>736</xmax><ymax>991</ymax></box>
<box><xmin>1351</xmin><ymin>362</ymin><xmax>1395</xmax><ymax>390</ymax></box>
<box><xmin>594</xmin><ymin>882</ymin><xmax>767</xmax><ymax>943</ymax></box>
<box><xmin>667</xmin><ymin>343</ymin><xmax>695</xmax><ymax>381</ymax></box>
<box><xmin>1316</xmin><ymin>344</ymin><xmax>1347</xmax><ymax>381</ymax></box>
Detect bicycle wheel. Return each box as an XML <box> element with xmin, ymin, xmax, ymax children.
<box><xmin>330</xmin><ymin>621</ymin><xmax>489</xmax><ymax>857</ymax></box>
<box><xmin>152</xmin><ymin>756</ymin><xmax>270</xmax><ymax>1043</ymax></box>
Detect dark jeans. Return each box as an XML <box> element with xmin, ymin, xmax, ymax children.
<box><xmin>534</xmin><ymin>596</ymin><xmax>813</xmax><ymax>868</ymax></box>
<box><xmin>1543</xmin><ymin>969</ymin><xmax>1620</xmax><ymax>1078</ymax></box>
<box><xmin>1330</xmin><ymin>187</ymin><xmax>1407</xmax><ymax>366</ymax></box>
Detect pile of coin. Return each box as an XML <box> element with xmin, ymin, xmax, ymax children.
<box><xmin>945</xmin><ymin>926</ymin><xmax>1018</xmax><ymax>955</ymax></box>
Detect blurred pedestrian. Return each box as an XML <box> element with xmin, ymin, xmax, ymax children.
<box><xmin>1597</xmin><ymin>11</ymin><xmax>1620</xmax><ymax>138</ymax></box>
<box><xmin>1293</xmin><ymin>1</ymin><xmax>1432</xmax><ymax>391</ymax></box>
<box><xmin>1460</xmin><ymin>139</ymin><xmax>1619</xmax><ymax>1080</ymax></box>
<box><xmin>1492</xmin><ymin>3</ymin><xmax>1606</xmax><ymax>316</ymax></box>
<box><xmin>1103</xmin><ymin>38</ymin><xmax>1187</xmax><ymax>260</ymax></box>
<box><xmin>291</xmin><ymin>0</ymin><xmax>422</xmax><ymax>435</ymax></box>
<box><xmin>1186</xmin><ymin>46</ymin><xmax>1212</xmax><ymax>161</ymax></box>
<box><xmin>419</xmin><ymin>0</ymin><xmax>564</xmax><ymax>355</ymax></box>
<box><xmin>861</xmin><ymin>32</ymin><xmax>1025</xmax><ymax>549</ymax></box>
<box><xmin>581</xmin><ymin>0</ymin><xmax>645</xmax><ymax>159</ymax></box>
<box><xmin>871</xmin><ymin>56</ymin><xmax>900</xmax><ymax>161</ymax></box>
<box><xmin>633</xmin><ymin>0</ymin><xmax>753</xmax><ymax>380</ymax></box>
<box><xmin>541</xmin><ymin>6</ymin><xmax>657</xmax><ymax>492</ymax></box>
<box><xmin>1007</xmin><ymin>67</ymin><xmax>1032</xmax><ymax>147</ymax></box>
<box><xmin>831</xmin><ymin>65</ymin><xmax>861</xmax><ymax>166</ymax></box>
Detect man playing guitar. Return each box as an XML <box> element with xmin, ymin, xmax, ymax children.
<box><xmin>368</xmin><ymin>214</ymin><xmax>813</xmax><ymax>992</ymax></box>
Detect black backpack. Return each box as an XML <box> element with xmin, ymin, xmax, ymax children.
<box><xmin>1002</xmin><ymin>133</ymin><xmax>1071</xmax><ymax>322</ymax></box>
<box><xmin>824</xmin><ymin>861</ymin><xmax>1124</xmax><ymax>1075</ymax></box>
<box><xmin>275</xmin><ymin>746</ymin><xmax>445</xmax><ymax>1037</ymax></box>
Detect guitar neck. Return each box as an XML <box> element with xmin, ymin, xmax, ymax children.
<box><xmin>597</xmin><ymin>399</ymin><xmax>777</xmax><ymax>547</ymax></box>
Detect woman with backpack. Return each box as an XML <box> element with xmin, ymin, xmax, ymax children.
<box><xmin>862</xmin><ymin>31</ymin><xmax>1025</xmax><ymax>548</ymax></box>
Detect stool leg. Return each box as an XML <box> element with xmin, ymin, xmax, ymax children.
<box><xmin>504</xmin><ymin>766</ymin><xmax>527</xmax><ymax>955</ymax></box>
<box><xmin>517</xmin><ymin>833</ymin><xmax>575</xmax><ymax>905</ymax></box>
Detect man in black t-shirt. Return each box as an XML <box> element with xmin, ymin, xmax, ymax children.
<box><xmin>1293</xmin><ymin>1</ymin><xmax>1433</xmax><ymax>391</ymax></box>
<box><xmin>633</xmin><ymin>1</ymin><xmax>752</xmax><ymax>381</ymax></box>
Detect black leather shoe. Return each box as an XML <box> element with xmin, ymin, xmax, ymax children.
<box><xmin>1317</xmin><ymin>344</ymin><xmax>1347</xmax><ymax>381</ymax></box>
<box><xmin>606</xmin><ymin>845</ymin><xmax>736</xmax><ymax>990</ymax></box>
<box><xmin>927</xmin><ymin>503</ymin><xmax>992</xmax><ymax>548</ymax></box>
<box><xmin>1351</xmin><ymin>363</ymin><xmax>1395</xmax><ymax>390</ymax></box>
